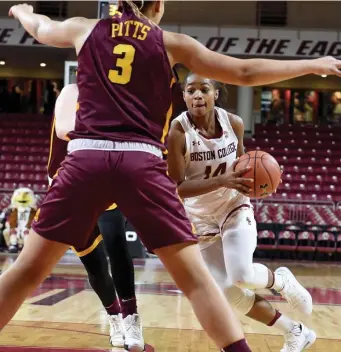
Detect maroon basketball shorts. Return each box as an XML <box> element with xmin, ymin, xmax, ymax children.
<box><xmin>71</xmin><ymin>222</ymin><xmax>102</xmax><ymax>256</ymax></box>
<box><xmin>32</xmin><ymin>142</ymin><xmax>197</xmax><ymax>251</ymax></box>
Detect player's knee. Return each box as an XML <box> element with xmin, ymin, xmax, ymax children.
<box><xmin>224</xmin><ymin>286</ymin><xmax>255</xmax><ymax>315</ymax></box>
<box><xmin>229</xmin><ymin>267</ymin><xmax>255</xmax><ymax>288</ymax></box>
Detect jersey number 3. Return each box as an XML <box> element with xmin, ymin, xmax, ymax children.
<box><xmin>108</xmin><ymin>44</ymin><xmax>136</xmax><ymax>85</ymax></box>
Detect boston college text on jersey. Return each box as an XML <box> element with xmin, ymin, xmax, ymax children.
<box><xmin>190</xmin><ymin>142</ymin><xmax>237</xmax><ymax>161</ymax></box>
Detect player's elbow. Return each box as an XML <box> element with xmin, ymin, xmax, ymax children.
<box><xmin>35</xmin><ymin>26</ymin><xmax>53</xmax><ymax>45</ymax></box>
<box><xmin>233</xmin><ymin>62</ymin><xmax>260</xmax><ymax>86</ymax></box>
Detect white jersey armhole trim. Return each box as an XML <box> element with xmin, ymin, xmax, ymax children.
<box><xmin>216</xmin><ymin>107</ymin><xmax>238</xmax><ymax>141</ymax></box>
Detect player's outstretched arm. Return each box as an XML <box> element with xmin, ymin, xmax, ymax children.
<box><xmin>164</xmin><ymin>31</ymin><xmax>341</xmax><ymax>86</ymax></box>
<box><xmin>8</xmin><ymin>3</ymin><xmax>96</xmax><ymax>50</ymax></box>
<box><xmin>167</xmin><ymin>120</ymin><xmax>253</xmax><ymax>198</ymax></box>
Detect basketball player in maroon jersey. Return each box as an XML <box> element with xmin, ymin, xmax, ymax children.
<box><xmin>3</xmin><ymin>1</ymin><xmax>341</xmax><ymax>351</ymax></box>
<box><xmin>48</xmin><ymin>83</ymin><xmax>143</xmax><ymax>349</ymax></box>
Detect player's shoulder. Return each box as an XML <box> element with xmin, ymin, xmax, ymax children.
<box><xmin>227</xmin><ymin>112</ymin><xmax>243</xmax><ymax>125</ymax></box>
<box><xmin>57</xmin><ymin>84</ymin><xmax>79</xmax><ymax>104</ymax></box>
<box><xmin>216</xmin><ymin>107</ymin><xmax>244</xmax><ymax>136</ymax></box>
<box><xmin>225</xmin><ymin>111</ymin><xmax>244</xmax><ymax>131</ymax></box>
<box><xmin>60</xmin><ymin>84</ymin><xmax>78</xmax><ymax>95</ymax></box>
<box><xmin>170</xmin><ymin>118</ymin><xmax>185</xmax><ymax>135</ymax></box>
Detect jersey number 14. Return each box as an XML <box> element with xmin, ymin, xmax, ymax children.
<box><xmin>108</xmin><ymin>44</ymin><xmax>136</xmax><ymax>85</ymax></box>
<box><xmin>204</xmin><ymin>162</ymin><xmax>227</xmax><ymax>179</ymax></box>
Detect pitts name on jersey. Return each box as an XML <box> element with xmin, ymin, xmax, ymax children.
<box><xmin>190</xmin><ymin>142</ymin><xmax>237</xmax><ymax>162</ymax></box>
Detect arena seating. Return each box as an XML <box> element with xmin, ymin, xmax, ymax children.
<box><xmin>0</xmin><ymin>114</ymin><xmax>51</xmax><ymax>199</ymax></box>
<box><xmin>244</xmin><ymin>123</ymin><xmax>341</xmax><ymax>202</ymax></box>
<box><xmin>1</xmin><ymin>115</ymin><xmax>341</xmax><ymax>260</ymax></box>
<box><xmin>245</xmin><ymin>122</ymin><xmax>341</xmax><ymax>260</ymax></box>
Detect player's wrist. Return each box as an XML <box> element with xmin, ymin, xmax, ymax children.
<box><xmin>215</xmin><ymin>175</ymin><xmax>233</xmax><ymax>189</ymax></box>
<box><xmin>300</xmin><ymin>59</ymin><xmax>317</xmax><ymax>75</ymax></box>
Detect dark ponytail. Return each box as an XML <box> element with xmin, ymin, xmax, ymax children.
<box><xmin>118</xmin><ymin>1</ymin><xmax>153</xmax><ymax>14</ymax></box>
<box><xmin>215</xmin><ymin>82</ymin><xmax>229</xmax><ymax>109</ymax></box>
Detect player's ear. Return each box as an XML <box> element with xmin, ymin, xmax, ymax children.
<box><xmin>155</xmin><ymin>0</ymin><xmax>162</xmax><ymax>13</ymax></box>
<box><xmin>183</xmin><ymin>90</ymin><xmax>186</xmax><ymax>102</ymax></box>
<box><xmin>214</xmin><ymin>89</ymin><xmax>219</xmax><ymax>101</ymax></box>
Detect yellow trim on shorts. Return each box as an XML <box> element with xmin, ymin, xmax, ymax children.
<box><xmin>106</xmin><ymin>203</ymin><xmax>117</xmax><ymax>211</ymax></box>
<box><xmin>34</xmin><ymin>208</ymin><xmax>41</xmax><ymax>222</ymax></box>
<box><xmin>47</xmin><ymin>117</ymin><xmax>56</xmax><ymax>171</ymax></box>
<box><xmin>72</xmin><ymin>234</ymin><xmax>103</xmax><ymax>257</ymax></box>
<box><xmin>53</xmin><ymin>167</ymin><xmax>61</xmax><ymax>179</ymax></box>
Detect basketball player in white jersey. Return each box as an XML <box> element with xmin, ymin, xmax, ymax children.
<box><xmin>167</xmin><ymin>73</ymin><xmax>316</xmax><ymax>352</ymax></box>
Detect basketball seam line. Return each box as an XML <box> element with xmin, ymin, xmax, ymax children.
<box><xmin>261</xmin><ymin>154</ymin><xmax>274</xmax><ymax>192</ymax></box>
<box><xmin>253</xmin><ymin>151</ymin><xmax>256</xmax><ymax>196</ymax></box>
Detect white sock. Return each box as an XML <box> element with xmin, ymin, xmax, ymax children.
<box><xmin>273</xmin><ymin>314</ymin><xmax>298</xmax><ymax>333</ymax></box>
<box><xmin>271</xmin><ymin>272</ymin><xmax>285</xmax><ymax>292</ymax></box>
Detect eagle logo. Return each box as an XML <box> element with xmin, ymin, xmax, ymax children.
<box><xmin>260</xmin><ymin>183</ymin><xmax>269</xmax><ymax>197</ymax></box>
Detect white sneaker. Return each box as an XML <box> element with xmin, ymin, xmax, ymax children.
<box><xmin>122</xmin><ymin>314</ymin><xmax>145</xmax><ymax>352</ymax></box>
<box><xmin>108</xmin><ymin>313</ymin><xmax>124</xmax><ymax>348</ymax></box>
<box><xmin>281</xmin><ymin>323</ymin><xmax>316</xmax><ymax>352</ymax></box>
<box><xmin>275</xmin><ymin>267</ymin><xmax>313</xmax><ymax>315</ymax></box>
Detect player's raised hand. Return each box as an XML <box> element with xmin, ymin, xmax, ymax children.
<box><xmin>8</xmin><ymin>3</ymin><xmax>33</xmax><ymax>18</ymax></box>
<box><xmin>219</xmin><ymin>158</ymin><xmax>254</xmax><ymax>196</ymax></box>
<box><xmin>311</xmin><ymin>56</ymin><xmax>341</xmax><ymax>77</ymax></box>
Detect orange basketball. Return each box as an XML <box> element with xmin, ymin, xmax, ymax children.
<box><xmin>235</xmin><ymin>150</ymin><xmax>281</xmax><ymax>199</ymax></box>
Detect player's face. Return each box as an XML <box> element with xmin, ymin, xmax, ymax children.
<box><xmin>183</xmin><ymin>75</ymin><xmax>219</xmax><ymax>118</ymax></box>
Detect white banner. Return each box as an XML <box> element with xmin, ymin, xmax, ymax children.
<box><xmin>2</xmin><ymin>18</ymin><xmax>341</xmax><ymax>58</ymax></box>
<box><xmin>162</xmin><ymin>25</ymin><xmax>341</xmax><ymax>58</ymax></box>
<box><xmin>0</xmin><ymin>19</ymin><xmax>42</xmax><ymax>46</ymax></box>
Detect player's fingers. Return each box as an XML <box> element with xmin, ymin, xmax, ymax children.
<box><xmin>236</xmin><ymin>184</ymin><xmax>252</xmax><ymax>195</ymax></box>
<box><xmin>332</xmin><ymin>67</ymin><xmax>341</xmax><ymax>77</ymax></box>
<box><xmin>233</xmin><ymin>167</ymin><xmax>251</xmax><ymax>177</ymax></box>
<box><xmin>237</xmin><ymin>177</ymin><xmax>254</xmax><ymax>184</ymax></box>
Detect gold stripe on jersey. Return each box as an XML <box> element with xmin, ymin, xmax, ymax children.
<box><xmin>47</xmin><ymin>117</ymin><xmax>56</xmax><ymax>173</ymax></box>
<box><xmin>161</xmin><ymin>77</ymin><xmax>176</xmax><ymax>154</ymax></box>
<box><xmin>106</xmin><ymin>203</ymin><xmax>117</xmax><ymax>211</ymax></box>
<box><xmin>72</xmin><ymin>234</ymin><xmax>103</xmax><ymax>257</ymax></box>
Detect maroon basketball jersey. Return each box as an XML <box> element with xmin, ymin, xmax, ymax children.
<box><xmin>47</xmin><ymin>117</ymin><xmax>68</xmax><ymax>179</ymax></box>
<box><xmin>67</xmin><ymin>8</ymin><xmax>175</xmax><ymax>150</ymax></box>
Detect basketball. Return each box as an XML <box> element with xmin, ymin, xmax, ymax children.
<box><xmin>235</xmin><ymin>150</ymin><xmax>281</xmax><ymax>199</ymax></box>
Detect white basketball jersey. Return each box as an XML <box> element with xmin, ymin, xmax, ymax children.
<box><xmin>175</xmin><ymin>107</ymin><xmax>250</xmax><ymax>217</ymax></box>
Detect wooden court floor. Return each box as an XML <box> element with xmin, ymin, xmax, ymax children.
<box><xmin>0</xmin><ymin>253</ymin><xmax>341</xmax><ymax>351</ymax></box>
